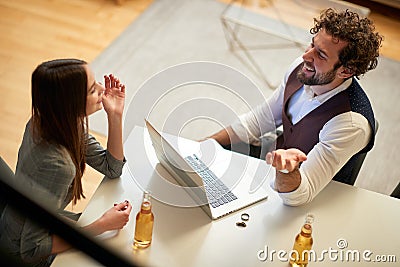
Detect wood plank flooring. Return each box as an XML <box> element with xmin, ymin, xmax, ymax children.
<box><xmin>0</xmin><ymin>0</ymin><xmax>153</xmax><ymax>212</ymax></box>
<box><xmin>0</xmin><ymin>0</ymin><xmax>398</xmax><ymax>212</ymax></box>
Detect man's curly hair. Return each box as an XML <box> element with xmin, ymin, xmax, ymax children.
<box><xmin>311</xmin><ymin>8</ymin><xmax>383</xmax><ymax>78</ymax></box>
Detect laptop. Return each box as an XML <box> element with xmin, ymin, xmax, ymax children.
<box><xmin>145</xmin><ymin>119</ymin><xmax>269</xmax><ymax>219</ymax></box>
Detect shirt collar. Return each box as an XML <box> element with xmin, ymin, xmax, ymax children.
<box><xmin>304</xmin><ymin>78</ymin><xmax>353</xmax><ymax>103</ymax></box>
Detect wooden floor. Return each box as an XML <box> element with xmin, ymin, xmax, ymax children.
<box><xmin>0</xmin><ymin>0</ymin><xmax>399</xmax><ymax>212</ymax></box>
<box><xmin>0</xmin><ymin>0</ymin><xmax>153</xmax><ymax>212</ymax></box>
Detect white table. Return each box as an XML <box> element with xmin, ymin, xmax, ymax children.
<box><xmin>52</xmin><ymin>126</ymin><xmax>400</xmax><ymax>266</ymax></box>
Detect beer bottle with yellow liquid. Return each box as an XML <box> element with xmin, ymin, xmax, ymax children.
<box><xmin>133</xmin><ymin>191</ymin><xmax>154</xmax><ymax>249</ymax></box>
<box><xmin>290</xmin><ymin>214</ymin><xmax>314</xmax><ymax>267</ymax></box>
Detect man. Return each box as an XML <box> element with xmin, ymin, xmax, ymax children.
<box><xmin>208</xmin><ymin>8</ymin><xmax>383</xmax><ymax>206</ymax></box>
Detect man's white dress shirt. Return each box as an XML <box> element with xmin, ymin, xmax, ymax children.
<box><xmin>231</xmin><ymin>57</ymin><xmax>372</xmax><ymax>206</ymax></box>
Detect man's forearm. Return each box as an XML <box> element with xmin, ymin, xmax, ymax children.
<box><xmin>208</xmin><ymin>126</ymin><xmax>242</xmax><ymax>146</ymax></box>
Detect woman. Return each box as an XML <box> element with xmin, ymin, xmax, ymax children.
<box><xmin>0</xmin><ymin>59</ymin><xmax>132</xmax><ymax>266</ymax></box>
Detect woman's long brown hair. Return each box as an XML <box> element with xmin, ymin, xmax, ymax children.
<box><xmin>31</xmin><ymin>59</ymin><xmax>88</xmax><ymax>205</ymax></box>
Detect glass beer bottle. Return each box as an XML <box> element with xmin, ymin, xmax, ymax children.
<box><xmin>133</xmin><ymin>191</ymin><xmax>154</xmax><ymax>249</ymax></box>
<box><xmin>290</xmin><ymin>214</ymin><xmax>314</xmax><ymax>267</ymax></box>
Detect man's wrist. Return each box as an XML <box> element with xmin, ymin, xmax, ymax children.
<box><xmin>278</xmin><ymin>166</ymin><xmax>300</xmax><ymax>174</ymax></box>
<box><xmin>275</xmin><ymin>167</ymin><xmax>301</xmax><ymax>193</ymax></box>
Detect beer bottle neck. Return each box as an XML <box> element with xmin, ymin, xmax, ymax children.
<box><xmin>300</xmin><ymin>224</ymin><xmax>312</xmax><ymax>238</ymax></box>
<box><xmin>140</xmin><ymin>201</ymin><xmax>152</xmax><ymax>214</ymax></box>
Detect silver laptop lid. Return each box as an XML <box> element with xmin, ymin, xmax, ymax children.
<box><xmin>145</xmin><ymin>119</ymin><xmax>211</xmax><ymax>209</ymax></box>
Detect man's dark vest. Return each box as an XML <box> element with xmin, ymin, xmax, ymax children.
<box><xmin>276</xmin><ymin>64</ymin><xmax>375</xmax><ymax>185</ymax></box>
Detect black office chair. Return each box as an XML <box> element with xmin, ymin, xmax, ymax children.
<box><xmin>0</xmin><ymin>157</ymin><xmax>15</xmax><ymax>215</ymax></box>
<box><xmin>390</xmin><ymin>182</ymin><xmax>400</xmax><ymax>199</ymax></box>
<box><xmin>346</xmin><ymin>119</ymin><xmax>379</xmax><ymax>185</ymax></box>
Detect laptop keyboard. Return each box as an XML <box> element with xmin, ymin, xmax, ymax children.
<box><xmin>185</xmin><ymin>154</ymin><xmax>237</xmax><ymax>208</ymax></box>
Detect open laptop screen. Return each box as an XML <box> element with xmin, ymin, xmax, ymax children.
<box><xmin>145</xmin><ymin>120</ymin><xmax>209</xmax><ymax>205</ymax></box>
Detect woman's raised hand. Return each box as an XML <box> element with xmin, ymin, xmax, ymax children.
<box><xmin>102</xmin><ymin>74</ymin><xmax>126</xmax><ymax>117</ymax></box>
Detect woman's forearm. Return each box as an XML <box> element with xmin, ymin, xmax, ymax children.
<box><xmin>106</xmin><ymin>114</ymin><xmax>124</xmax><ymax>161</ymax></box>
<box><xmin>50</xmin><ymin>214</ymin><xmax>107</xmax><ymax>254</ymax></box>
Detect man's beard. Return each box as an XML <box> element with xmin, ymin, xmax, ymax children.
<box><xmin>296</xmin><ymin>62</ymin><xmax>338</xmax><ymax>86</ymax></box>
